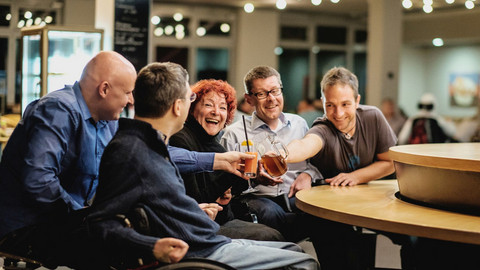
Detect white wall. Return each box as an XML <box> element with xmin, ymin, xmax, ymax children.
<box><xmin>63</xmin><ymin>0</ymin><xmax>95</xmax><ymax>27</ymax></box>
<box><xmin>399</xmin><ymin>45</ymin><xmax>480</xmax><ymax>118</ymax></box>
<box><xmin>235</xmin><ymin>9</ymin><xmax>278</xmax><ymax>98</ymax></box>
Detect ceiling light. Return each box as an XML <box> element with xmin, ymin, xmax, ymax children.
<box><xmin>276</xmin><ymin>0</ymin><xmax>287</xmax><ymax>9</ymax></box>
<box><xmin>423</xmin><ymin>4</ymin><xmax>433</xmax><ymax>13</ymax></box>
<box><xmin>175</xmin><ymin>24</ymin><xmax>185</xmax><ymax>33</ymax></box>
<box><xmin>445</xmin><ymin>0</ymin><xmax>455</xmax><ymax>4</ymax></box>
<box><xmin>173</xmin><ymin>12</ymin><xmax>183</xmax><ymax>22</ymax></box>
<box><xmin>331</xmin><ymin>0</ymin><xmax>340</xmax><ymax>3</ymax></box>
<box><xmin>5</xmin><ymin>13</ymin><xmax>11</xmax><ymax>21</ymax></box>
<box><xmin>274</xmin><ymin>47</ymin><xmax>283</xmax><ymax>55</ymax></box>
<box><xmin>17</xmin><ymin>20</ymin><xmax>25</xmax><ymax>28</ymax></box>
<box><xmin>151</xmin><ymin>16</ymin><xmax>161</xmax><ymax>25</ymax></box>
<box><xmin>164</xmin><ymin>25</ymin><xmax>174</xmax><ymax>35</ymax></box>
<box><xmin>196</xmin><ymin>26</ymin><xmax>206</xmax><ymax>36</ymax></box>
<box><xmin>465</xmin><ymin>0</ymin><xmax>475</xmax><ymax>9</ymax></box>
<box><xmin>312</xmin><ymin>0</ymin><xmax>322</xmax><ymax>5</ymax></box>
<box><xmin>220</xmin><ymin>23</ymin><xmax>230</xmax><ymax>33</ymax></box>
<box><xmin>432</xmin><ymin>38</ymin><xmax>444</xmax><ymax>47</ymax></box>
<box><xmin>154</xmin><ymin>27</ymin><xmax>164</xmax><ymax>36</ymax></box>
<box><xmin>402</xmin><ymin>0</ymin><xmax>413</xmax><ymax>8</ymax></box>
<box><xmin>24</xmin><ymin>11</ymin><xmax>32</xmax><ymax>19</ymax></box>
<box><xmin>244</xmin><ymin>3</ymin><xmax>255</xmax><ymax>13</ymax></box>
<box><xmin>175</xmin><ymin>31</ymin><xmax>185</xmax><ymax>40</ymax></box>
<box><xmin>44</xmin><ymin>16</ymin><xmax>53</xmax><ymax>23</ymax></box>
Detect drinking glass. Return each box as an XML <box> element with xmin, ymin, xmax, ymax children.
<box><xmin>256</xmin><ymin>134</ymin><xmax>289</xmax><ymax>196</ymax></box>
<box><xmin>235</xmin><ymin>142</ymin><xmax>258</xmax><ymax>194</ymax></box>
<box><xmin>256</xmin><ymin>134</ymin><xmax>289</xmax><ymax>177</ymax></box>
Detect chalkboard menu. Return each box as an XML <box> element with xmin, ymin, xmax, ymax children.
<box><xmin>114</xmin><ymin>0</ymin><xmax>149</xmax><ymax>72</ymax></box>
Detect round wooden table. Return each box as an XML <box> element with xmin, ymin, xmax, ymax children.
<box><xmin>390</xmin><ymin>143</ymin><xmax>480</xmax><ymax>214</ymax></box>
<box><xmin>295</xmin><ymin>180</ymin><xmax>480</xmax><ymax>244</ymax></box>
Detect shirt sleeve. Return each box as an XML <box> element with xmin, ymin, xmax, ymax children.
<box><xmin>22</xmin><ymin>99</ymin><xmax>83</xmax><ymax>211</ymax></box>
<box><xmin>168</xmin><ymin>145</ymin><xmax>214</xmax><ymax>173</ymax></box>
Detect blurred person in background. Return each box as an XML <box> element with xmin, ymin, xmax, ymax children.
<box><xmin>297</xmin><ymin>98</ymin><xmax>324</xmax><ymax>128</ymax></box>
<box><xmin>380</xmin><ymin>98</ymin><xmax>406</xmax><ymax>136</ymax></box>
<box><xmin>398</xmin><ymin>93</ymin><xmax>456</xmax><ymax>144</ymax></box>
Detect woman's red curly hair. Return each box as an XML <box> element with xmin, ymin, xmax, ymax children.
<box><xmin>190</xmin><ymin>79</ymin><xmax>237</xmax><ymax>126</ymax></box>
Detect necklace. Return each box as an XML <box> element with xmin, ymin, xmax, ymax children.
<box><xmin>343</xmin><ymin>125</ymin><xmax>355</xmax><ymax>139</ymax></box>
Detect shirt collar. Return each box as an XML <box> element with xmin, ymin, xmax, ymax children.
<box><xmin>251</xmin><ymin>112</ymin><xmax>290</xmax><ymax>131</ymax></box>
<box><xmin>156</xmin><ymin>130</ymin><xmax>167</xmax><ymax>142</ymax></box>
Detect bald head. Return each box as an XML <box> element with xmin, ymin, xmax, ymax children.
<box><xmin>80</xmin><ymin>51</ymin><xmax>137</xmax><ymax>122</ymax></box>
<box><xmin>80</xmin><ymin>51</ymin><xmax>135</xmax><ymax>89</ymax></box>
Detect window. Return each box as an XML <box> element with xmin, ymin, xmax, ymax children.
<box><xmin>0</xmin><ymin>5</ymin><xmax>10</xmax><ymax>27</ymax></box>
<box><xmin>197</xmin><ymin>48</ymin><xmax>229</xmax><ymax>80</ymax></box>
<box><xmin>279</xmin><ymin>49</ymin><xmax>309</xmax><ymax>112</ymax></box>
<box><xmin>355</xmin><ymin>30</ymin><xmax>367</xmax><ymax>44</ymax></box>
<box><xmin>152</xmin><ymin>5</ymin><xmax>235</xmax><ymax>83</ymax></box>
<box><xmin>156</xmin><ymin>46</ymin><xmax>188</xmax><ymax>70</ymax></box>
<box><xmin>316</xmin><ymin>26</ymin><xmax>347</xmax><ymax>45</ymax></box>
<box><xmin>281</xmin><ymin>26</ymin><xmax>307</xmax><ymax>41</ymax></box>
<box><xmin>316</xmin><ymin>51</ymin><xmax>347</xmax><ymax>98</ymax></box>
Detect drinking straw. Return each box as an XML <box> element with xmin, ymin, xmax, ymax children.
<box><xmin>242</xmin><ymin>115</ymin><xmax>250</xmax><ymax>152</ymax></box>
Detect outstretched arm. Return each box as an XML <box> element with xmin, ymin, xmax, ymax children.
<box><xmin>286</xmin><ymin>134</ymin><xmax>324</xmax><ymax>163</ymax></box>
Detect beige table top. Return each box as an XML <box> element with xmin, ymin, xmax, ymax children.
<box><xmin>389</xmin><ymin>143</ymin><xmax>480</xmax><ymax>172</ymax></box>
<box><xmin>296</xmin><ymin>180</ymin><xmax>480</xmax><ymax>245</ymax></box>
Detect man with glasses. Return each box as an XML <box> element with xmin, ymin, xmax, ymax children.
<box><xmin>220</xmin><ymin>65</ymin><xmax>321</xmax><ymax>242</ymax></box>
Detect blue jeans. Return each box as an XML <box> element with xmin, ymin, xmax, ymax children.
<box><xmin>206</xmin><ymin>239</ymin><xmax>320</xmax><ymax>270</ymax></box>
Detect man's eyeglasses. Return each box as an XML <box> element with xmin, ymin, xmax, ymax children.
<box><xmin>189</xmin><ymin>92</ymin><xmax>197</xmax><ymax>102</ymax></box>
<box><xmin>251</xmin><ymin>87</ymin><xmax>283</xmax><ymax>100</ymax></box>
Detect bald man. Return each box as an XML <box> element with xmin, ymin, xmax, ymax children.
<box><xmin>0</xmin><ymin>51</ymin><xmax>137</xmax><ymax>240</ymax></box>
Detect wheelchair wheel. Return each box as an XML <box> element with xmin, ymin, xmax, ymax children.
<box><xmin>154</xmin><ymin>258</ymin><xmax>236</xmax><ymax>270</ymax></box>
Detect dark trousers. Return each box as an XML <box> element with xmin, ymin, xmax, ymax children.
<box><xmin>235</xmin><ymin>194</ymin><xmax>308</xmax><ymax>242</ymax></box>
<box><xmin>307</xmin><ymin>216</ymin><xmax>378</xmax><ymax>270</ymax></box>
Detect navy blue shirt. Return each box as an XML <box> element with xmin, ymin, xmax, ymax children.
<box><xmin>0</xmin><ymin>82</ymin><xmax>117</xmax><ymax>237</ymax></box>
<box><xmin>0</xmin><ymin>83</ymin><xmax>215</xmax><ymax>238</ymax></box>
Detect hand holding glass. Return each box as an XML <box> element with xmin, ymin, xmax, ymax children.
<box><xmin>257</xmin><ymin>135</ymin><xmax>289</xmax><ymax>177</ymax></box>
<box><xmin>235</xmin><ymin>142</ymin><xmax>258</xmax><ymax>193</ymax></box>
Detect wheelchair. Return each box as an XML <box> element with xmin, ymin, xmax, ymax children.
<box><xmin>0</xmin><ymin>205</ymin><xmax>236</xmax><ymax>270</ymax></box>
<box><xmin>0</xmin><ymin>252</ymin><xmax>235</xmax><ymax>270</ymax></box>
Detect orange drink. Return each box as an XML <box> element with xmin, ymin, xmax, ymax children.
<box><xmin>244</xmin><ymin>152</ymin><xmax>258</xmax><ymax>178</ymax></box>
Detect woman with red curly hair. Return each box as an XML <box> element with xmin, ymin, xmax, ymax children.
<box><xmin>170</xmin><ymin>79</ymin><xmax>284</xmax><ymax>241</ymax></box>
